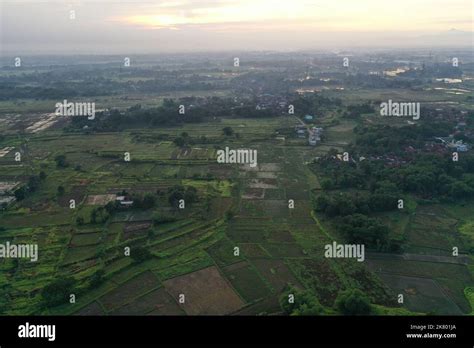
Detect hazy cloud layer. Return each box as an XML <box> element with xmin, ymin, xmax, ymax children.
<box><xmin>1</xmin><ymin>0</ymin><xmax>472</xmax><ymax>54</ymax></box>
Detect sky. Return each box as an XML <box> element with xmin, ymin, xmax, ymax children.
<box><xmin>0</xmin><ymin>0</ymin><xmax>472</xmax><ymax>54</ymax></box>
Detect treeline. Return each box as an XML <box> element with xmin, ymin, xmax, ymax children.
<box><xmin>354</xmin><ymin>122</ymin><xmax>454</xmax><ymax>155</ymax></box>
<box><xmin>314</xmin><ymin>192</ymin><xmax>399</xmax><ymax>251</ymax></box>
<box><xmin>315</xmin><ymin>152</ymin><xmax>474</xmax><ymax>201</ymax></box>
<box><xmin>342</xmin><ymin>102</ymin><xmax>375</xmax><ymax>119</ymax></box>
<box><xmin>0</xmin><ymin>69</ymin><xmax>222</xmax><ymax>101</ymax></box>
<box><xmin>65</xmin><ymin>97</ymin><xmax>273</xmax><ymax>132</ymax></box>
<box><xmin>345</xmin><ymin>74</ymin><xmax>415</xmax><ymax>89</ymax></box>
<box><xmin>289</xmin><ymin>93</ymin><xmax>342</xmax><ymax>116</ymax></box>
<box><xmin>279</xmin><ymin>285</ymin><xmax>372</xmax><ymax>316</ymax></box>
<box><xmin>386</xmin><ymin>156</ymin><xmax>474</xmax><ymax>199</ymax></box>
<box><xmin>0</xmin><ymin>84</ymin><xmax>108</xmax><ymax>100</ymax></box>
<box><xmin>314</xmin><ymin>192</ymin><xmax>398</xmax><ymax>217</ymax></box>
<box><xmin>65</xmin><ymin>93</ymin><xmax>342</xmax><ymax>132</ymax></box>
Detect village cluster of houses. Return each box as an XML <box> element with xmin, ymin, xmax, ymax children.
<box><xmin>294</xmin><ymin>114</ymin><xmax>324</xmax><ymax>146</ymax></box>
<box><xmin>255</xmin><ymin>93</ymin><xmax>289</xmax><ymax>112</ymax></box>
<box><xmin>308</xmin><ymin>126</ymin><xmax>324</xmax><ymax>146</ymax></box>
<box><xmin>431</xmin><ymin>109</ymin><xmax>472</xmax><ymax>152</ymax></box>
<box><xmin>435</xmin><ymin>137</ymin><xmax>470</xmax><ymax>152</ymax></box>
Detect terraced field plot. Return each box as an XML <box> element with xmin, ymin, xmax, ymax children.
<box><xmin>377</xmin><ymin>273</ymin><xmax>462</xmax><ymax>315</ymax></box>
<box><xmin>99</xmin><ymin>271</ymin><xmax>161</xmax><ymax>312</ymax></box>
<box><xmin>163</xmin><ymin>266</ymin><xmax>245</xmax><ymax>315</ymax></box>
<box><xmin>1</xmin><ymin>108</ymin><xmax>472</xmax><ymax>318</ymax></box>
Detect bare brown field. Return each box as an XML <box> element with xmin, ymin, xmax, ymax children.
<box><xmin>163</xmin><ymin>266</ymin><xmax>244</xmax><ymax>315</ymax></box>
<box><xmin>85</xmin><ymin>194</ymin><xmax>117</xmax><ymax>205</ymax></box>
<box><xmin>74</xmin><ymin>301</ymin><xmax>105</xmax><ymax>316</ymax></box>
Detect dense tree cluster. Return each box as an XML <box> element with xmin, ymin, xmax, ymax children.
<box><xmin>167</xmin><ymin>185</ymin><xmax>198</xmax><ymax>208</ymax></box>
<box><xmin>335</xmin><ymin>288</ymin><xmax>372</xmax><ymax>315</ymax></box>
<box><xmin>314</xmin><ymin>122</ymin><xmax>474</xmax><ymax>201</ymax></box>
<box><xmin>90</xmin><ymin>206</ymin><xmax>109</xmax><ymax>224</ymax></box>
<box><xmin>130</xmin><ymin>247</ymin><xmax>152</xmax><ymax>263</ymax></box>
<box><xmin>280</xmin><ymin>286</ymin><xmax>324</xmax><ymax>316</ymax></box>
<box><xmin>41</xmin><ymin>277</ymin><xmax>77</xmax><ymax>307</ymax></box>
<box><xmin>314</xmin><ymin>192</ymin><xmax>398</xmax><ymax>217</ymax></box>
<box><xmin>13</xmin><ymin>174</ymin><xmax>44</xmax><ymax>201</ymax></box>
<box><xmin>339</xmin><ymin>214</ymin><xmax>392</xmax><ymax>251</ymax></box>
<box><xmin>354</xmin><ymin>123</ymin><xmax>454</xmax><ymax>155</ymax></box>
<box><xmin>54</xmin><ymin>154</ymin><xmax>69</xmax><ymax>168</ymax></box>
<box><xmin>89</xmin><ymin>270</ymin><xmax>105</xmax><ymax>289</ymax></box>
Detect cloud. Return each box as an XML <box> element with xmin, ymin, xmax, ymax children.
<box><xmin>0</xmin><ymin>0</ymin><xmax>472</xmax><ymax>54</ymax></box>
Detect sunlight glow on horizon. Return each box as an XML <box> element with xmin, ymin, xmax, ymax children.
<box><xmin>118</xmin><ymin>0</ymin><xmax>472</xmax><ymax>32</ymax></box>
<box><xmin>1</xmin><ymin>0</ymin><xmax>471</xmax><ymax>54</ymax></box>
